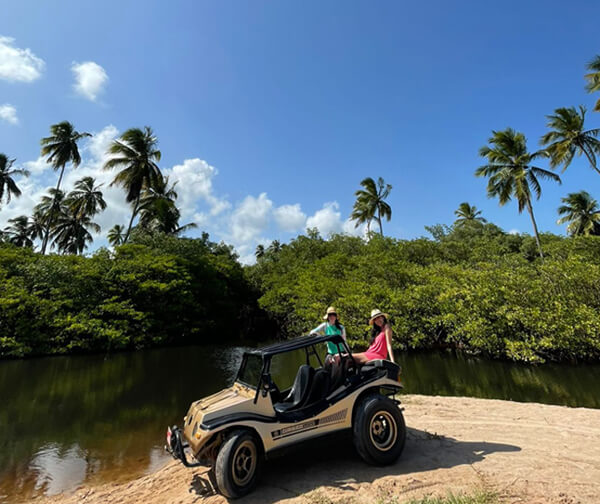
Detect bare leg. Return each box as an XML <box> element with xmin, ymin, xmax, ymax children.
<box><xmin>350</xmin><ymin>352</ymin><xmax>371</xmax><ymax>364</ymax></box>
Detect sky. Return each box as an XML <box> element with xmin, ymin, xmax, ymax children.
<box><xmin>1</xmin><ymin>1</ymin><xmax>600</xmax><ymax>262</ymax></box>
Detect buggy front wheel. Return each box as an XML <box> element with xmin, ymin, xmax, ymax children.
<box><xmin>215</xmin><ymin>429</ymin><xmax>263</xmax><ymax>498</ymax></box>
<box><xmin>353</xmin><ymin>394</ymin><xmax>406</xmax><ymax>465</ymax></box>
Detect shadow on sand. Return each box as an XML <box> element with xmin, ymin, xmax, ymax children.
<box><xmin>188</xmin><ymin>427</ymin><xmax>521</xmax><ymax>502</ymax></box>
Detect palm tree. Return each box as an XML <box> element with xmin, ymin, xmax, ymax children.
<box><xmin>66</xmin><ymin>177</ymin><xmax>106</xmax><ymax>219</ymax></box>
<box><xmin>136</xmin><ymin>175</ymin><xmax>196</xmax><ymax>234</ymax></box>
<box><xmin>33</xmin><ymin>188</ymin><xmax>66</xmax><ymax>239</ymax></box>
<box><xmin>584</xmin><ymin>55</ymin><xmax>600</xmax><ymax>112</ymax></box>
<box><xmin>40</xmin><ymin>121</ymin><xmax>91</xmax><ymax>253</ymax></box>
<box><xmin>103</xmin><ymin>127</ymin><xmax>162</xmax><ymax>243</ymax></box>
<box><xmin>28</xmin><ymin>209</ymin><xmax>46</xmax><ymax>245</ymax></box>
<box><xmin>107</xmin><ymin>224</ymin><xmax>126</xmax><ymax>247</ymax></box>
<box><xmin>51</xmin><ymin>209</ymin><xmax>100</xmax><ymax>254</ymax></box>
<box><xmin>255</xmin><ymin>244</ymin><xmax>265</xmax><ymax>259</ymax></box>
<box><xmin>3</xmin><ymin>216</ymin><xmax>34</xmax><ymax>248</ymax></box>
<box><xmin>0</xmin><ymin>154</ymin><xmax>29</xmax><ymax>206</ymax></box>
<box><xmin>541</xmin><ymin>106</ymin><xmax>600</xmax><ymax>176</ymax></box>
<box><xmin>557</xmin><ymin>191</ymin><xmax>600</xmax><ymax>236</ymax></box>
<box><xmin>454</xmin><ymin>202</ymin><xmax>487</xmax><ymax>227</ymax></box>
<box><xmin>476</xmin><ymin>128</ymin><xmax>561</xmax><ymax>259</ymax></box>
<box><xmin>267</xmin><ymin>240</ymin><xmax>282</xmax><ymax>254</ymax></box>
<box><xmin>350</xmin><ymin>198</ymin><xmax>375</xmax><ymax>234</ymax></box>
<box><xmin>351</xmin><ymin>177</ymin><xmax>392</xmax><ymax>236</ymax></box>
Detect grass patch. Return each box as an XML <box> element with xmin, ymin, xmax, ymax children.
<box><xmin>378</xmin><ymin>491</ymin><xmax>498</xmax><ymax>504</ymax></box>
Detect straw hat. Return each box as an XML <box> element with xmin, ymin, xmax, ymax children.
<box><xmin>323</xmin><ymin>306</ymin><xmax>338</xmax><ymax>320</ymax></box>
<box><xmin>368</xmin><ymin>308</ymin><xmax>389</xmax><ymax>325</ymax></box>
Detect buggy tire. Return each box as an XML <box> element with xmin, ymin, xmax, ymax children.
<box><xmin>215</xmin><ymin>429</ymin><xmax>263</xmax><ymax>499</ymax></box>
<box><xmin>353</xmin><ymin>394</ymin><xmax>406</xmax><ymax>465</ymax></box>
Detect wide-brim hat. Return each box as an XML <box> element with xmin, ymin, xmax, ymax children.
<box><xmin>369</xmin><ymin>309</ymin><xmax>389</xmax><ymax>325</ymax></box>
<box><xmin>323</xmin><ymin>306</ymin><xmax>338</xmax><ymax>320</ymax></box>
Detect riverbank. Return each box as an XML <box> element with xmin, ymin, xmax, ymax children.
<box><xmin>31</xmin><ymin>394</ymin><xmax>600</xmax><ymax>504</ymax></box>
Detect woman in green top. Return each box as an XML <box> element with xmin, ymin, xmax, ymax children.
<box><xmin>310</xmin><ymin>306</ymin><xmax>347</xmax><ymax>361</ymax></box>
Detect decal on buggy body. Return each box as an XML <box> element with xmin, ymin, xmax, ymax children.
<box><xmin>270</xmin><ymin>409</ymin><xmax>348</xmax><ymax>440</ymax></box>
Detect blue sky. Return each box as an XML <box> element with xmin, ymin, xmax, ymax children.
<box><xmin>1</xmin><ymin>1</ymin><xmax>600</xmax><ymax>261</ymax></box>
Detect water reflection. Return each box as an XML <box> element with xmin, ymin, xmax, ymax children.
<box><xmin>0</xmin><ymin>345</ymin><xmax>599</xmax><ymax>503</ymax></box>
<box><xmin>0</xmin><ymin>345</ymin><xmax>247</xmax><ymax>504</ymax></box>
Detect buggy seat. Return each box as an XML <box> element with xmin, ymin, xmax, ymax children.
<box><xmin>274</xmin><ymin>365</ymin><xmax>314</xmax><ymax>413</ymax></box>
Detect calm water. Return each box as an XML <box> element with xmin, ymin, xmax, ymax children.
<box><xmin>1</xmin><ymin>345</ymin><xmax>600</xmax><ymax>503</ymax></box>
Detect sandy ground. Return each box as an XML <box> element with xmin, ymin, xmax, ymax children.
<box><xmin>33</xmin><ymin>395</ymin><xmax>600</xmax><ymax>504</ymax></box>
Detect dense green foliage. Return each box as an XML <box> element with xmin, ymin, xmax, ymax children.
<box><xmin>0</xmin><ymin>232</ymin><xmax>265</xmax><ymax>358</ymax></box>
<box><xmin>248</xmin><ymin>225</ymin><xmax>600</xmax><ymax>363</ymax></box>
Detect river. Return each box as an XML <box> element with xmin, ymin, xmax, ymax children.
<box><xmin>1</xmin><ymin>344</ymin><xmax>599</xmax><ymax>503</ymax></box>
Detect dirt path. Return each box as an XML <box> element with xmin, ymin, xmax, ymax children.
<box><xmin>35</xmin><ymin>395</ymin><xmax>600</xmax><ymax>504</ymax></box>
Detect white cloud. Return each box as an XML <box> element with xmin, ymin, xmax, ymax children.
<box><xmin>0</xmin><ymin>103</ymin><xmax>18</xmax><ymax>124</ymax></box>
<box><xmin>23</xmin><ymin>156</ymin><xmax>52</xmax><ymax>175</ymax></box>
<box><xmin>343</xmin><ymin>218</ymin><xmax>366</xmax><ymax>236</ymax></box>
<box><xmin>0</xmin><ymin>36</ymin><xmax>45</xmax><ymax>82</ymax></box>
<box><xmin>273</xmin><ymin>203</ymin><xmax>306</xmax><ymax>232</ymax></box>
<box><xmin>164</xmin><ymin>158</ymin><xmax>230</xmax><ymax>223</ymax></box>
<box><xmin>71</xmin><ymin>61</ymin><xmax>108</xmax><ymax>101</ymax></box>
<box><xmin>508</xmin><ymin>229</ymin><xmax>520</xmax><ymax>235</ymax></box>
<box><xmin>230</xmin><ymin>193</ymin><xmax>273</xmax><ymax>244</ymax></box>
<box><xmin>306</xmin><ymin>202</ymin><xmax>344</xmax><ymax>236</ymax></box>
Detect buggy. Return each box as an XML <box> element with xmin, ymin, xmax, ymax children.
<box><xmin>166</xmin><ymin>334</ymin><xmax>405</xmax><ymax>498</ymax></box>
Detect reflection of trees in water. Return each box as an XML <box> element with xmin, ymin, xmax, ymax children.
<box><xmin>0</xmin><ymin>345</ymin><xmax>245</xmax><ymax>502</ymax></box>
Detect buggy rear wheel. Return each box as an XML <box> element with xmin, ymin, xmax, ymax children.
<box><xmin>353</xmin><ymin>394</ymin><xmax>406</xmax><ymax>465</ymax></box>
<box><xmin>215</xmin><ymin>429</ymin><xmax>263</xmax><ymax>498</ymax></box>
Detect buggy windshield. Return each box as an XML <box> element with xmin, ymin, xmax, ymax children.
<box><xmin>236</xmin><ymin>354</ymin><xmax>263</xmax><ymax>389</ymax></box>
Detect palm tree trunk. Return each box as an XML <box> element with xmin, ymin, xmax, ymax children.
<box><xmin>377</xmin><ymin>208</ymin><xmax>383</xmax><ymax>236</ymax></box>
<box><xmin>526</xmin><ymin>198</ymin><xmax>544</xmax><ymax>259</ymax></box>
<box><xmin>123</xmin><ymin>195</ymin><xmax>141</xmax><ymax>243</ymax></box>
<box><xmin>41</xmin><ymin>164</ymin><xmax>66</xmax><ymax>254</ymax></box>
<box><xmin>582</xmin><ymin>147</ymin><xmax>600</xmax><ymax>177</ymax></box>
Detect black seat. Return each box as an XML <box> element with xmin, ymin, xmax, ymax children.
<box><xmin>360</xmin><ymin>359</ymin><xmax>400</xmax><ymax>380</ymax></box>
<box><xmin>274</xmin><ymin>365</ymin><xmax>314</xmax><ymax>413</ymax></box>
<box><xmin>303</xmin><ymin>368</ymin><xmax>331</xmax><ymax>406</ymax></box>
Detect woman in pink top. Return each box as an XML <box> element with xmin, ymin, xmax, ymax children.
<box><xmin>352</xmin><ymin>309</ymin><xmax>395</xmax><ymax>364</ymax></box>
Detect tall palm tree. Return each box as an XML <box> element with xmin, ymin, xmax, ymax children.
<box><xmin>476</xmin><ymin>128</ymin><xmax>561</xmax><ymax>259</ymax></box>
<box><xmin>51</xmin><ymin>209</ymin><xmax>100</xmax><ymax>254</ymax></box>
<box><xmin>103</xmin><ymin>126</ymin><xmax>162</xmax><ymax>243</ymax></box>
<box><xmin>584</xmin><ymin>55</ymin><xmax>600</xmax><ymax>112</ymax></box>
<box><xmin>40</xmin><ymin>121</ymin><xmax>91</xmax><ymax>253</ymax></box>
<box><xmin>0</xmin><ymin>154</ymin><xmax>29</xmax><ymax>206</ymax></box>
<box><xmin>66</xmin><ymin>176</ymin><xmax>106</xmax><ymax>219</ymax></box>
<box><xmin>557</xmin><ymin>191</ymin><xmax>600</xmax><ymax>236</ymax></box>
<box><xmin>3</xmin><ymin>216</ymin><xmax>34</xmax><ymax>248</ymax></box>
<box><xmin>351</xmin><ymin>177</ymin><xmax>392</xmax><ymax>236</ymax></box>
<box><xmin>107</xmin><ymin>224</ymin><xmax>126</xmax><ymax>247</ymax></box>
<box><xmin>454</xmin><ymin>202</ymin><xmax>487</xmax><ymax>227</ymax></box>
<box><xmin>541</xmin><ymin>106</ymin><xmax>600</xmax><ymax>176</ymax></box>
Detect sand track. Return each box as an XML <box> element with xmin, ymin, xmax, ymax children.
<box><xmin>37</xmin><ymin>395</ymin><xmax>600</xmax><ymax>504</ymax></box>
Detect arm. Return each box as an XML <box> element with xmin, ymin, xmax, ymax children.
<box><xmin>385</xmin><ymin>325</ymin><xmax>395</xmax><ymax>363</ymax></box>
<box><xmin>310</xmin><ymin>322</ymin><xmax>326</xmax><ymax>335</ymax></box>
<box><xmin>341</xmin><ymin>325</ymin><xmax>347</xmax><ymax>342</ymax></box>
